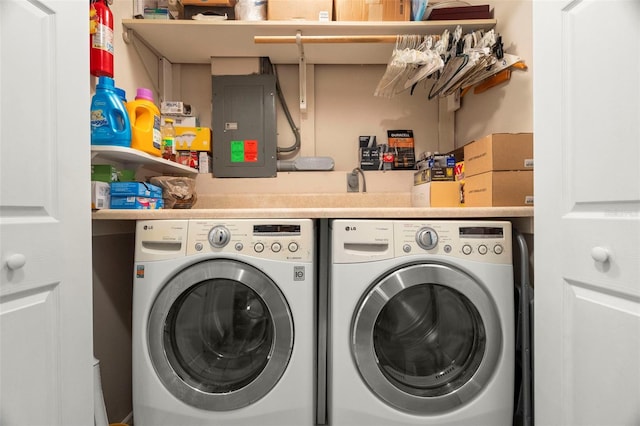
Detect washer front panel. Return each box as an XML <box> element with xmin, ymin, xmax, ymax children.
<box><xmin>351</xmin><ymin>262</ymin><xmax>501</xmax><ymax>414</ymax></box>
<box><xmin>148</xmin><ymin>258</ymin><xmax>294</xmax><ymax>411</ymax></box>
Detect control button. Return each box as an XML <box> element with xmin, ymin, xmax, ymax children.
<box><xmin>208</xmin><ymin>225</ymin><xmax>231</xmax><ymax>248</ymax></box>
<box><xmin>415</xmin><ymin>227</ymin><xmax>438</xmax><ymax>250</ymax></box>
<box><xmin>444</xmin><ymin>244</ymin><xmax>452</xmax><ymax>253</ymax></box>
<box><xmin>195</xmin><ymin>242</ymin><xmax>203</xmax><ymax>251</ymax></box>
<box><xmin>462</xmin><ymin>244</ymin><xmax>472</xmax><ymax>255</ymax></box>
<box><xmin>254</xmin><ymin>243</ymin><xmax>264</xmax><ymax>253</ymax></box>
<box><xmin>478</xmin><ymin>244</ymin><xmax>488</xmax><ymax>255</ymax></box>
<box><xmin>494</xmin><ymin>244</ymin><xmax>504</xmax><ymax>255</ymax></box>
<box><xmin>288</xmin><ymin>242</ymin><xmax>299</xmax><ymax>252</ymax></box>
<box><xmin>235</xmin><ymin>242</ymin><xmax>244</xmax><ymax>251</ymax></box>
<box><xmin>403</xmin><ymin>244</ymin><xmax>411</xmax><ymax>253</ymax></box>
<box><xmin>271</xmin><ymin>242</ymin><xmax>282</xmax><ymax>253</ymax></box>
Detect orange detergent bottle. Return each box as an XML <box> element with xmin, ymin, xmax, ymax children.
<box><xmin>127</xmin><ymin>88</ymin><xmax>161</xmax><ymax>156</ymax></box>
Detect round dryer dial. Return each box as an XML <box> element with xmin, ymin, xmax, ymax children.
<box><xmin>415</xmin><ymin>227</ymin><xmax>439</xmax><ymax>250</ymax></box>
<box><xmin>208</xmin><ymin>225</ymin><xmax>231</xmax><ymax>248</ymax></box>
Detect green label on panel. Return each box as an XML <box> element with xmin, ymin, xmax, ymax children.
<box><xmin>230</xmin><ymin>140</ymin><xmax>245</xmax><ymax>163</ymax></box>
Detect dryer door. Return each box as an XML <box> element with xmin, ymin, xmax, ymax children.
<box><xmin>352</xmin><ymin>262</ymin><xmax>501</xmax><ymax>414</ymax></box>
<box><xmin>147</xmin><ymin>258</ymin><xmax>293</xmax><ymax>411</ymax></box>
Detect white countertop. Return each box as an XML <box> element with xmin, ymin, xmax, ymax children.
<box><xmin>92</xmin><ymin>193</ymin><xmax>533</xmax><ymax>220</ymax></box>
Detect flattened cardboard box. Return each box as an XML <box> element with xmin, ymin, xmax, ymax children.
<box><xmin>463</xmin><ymin>132</ymin><xmax>533</xmax><ymax>178</ymax></box>
<box><xmin>464</xmin><ymin>170</ymin><xmax>533</xmax><ymax>207</ymax></box>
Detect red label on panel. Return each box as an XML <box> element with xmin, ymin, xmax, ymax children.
<box><xmin>244</xmin><ymin>140</ymin><xmax>258</xmax><ymax>162</ymax></box>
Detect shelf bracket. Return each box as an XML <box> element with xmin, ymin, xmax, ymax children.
<box><xmin>296</xmin><ymin>31</ymin><xmax>307</xmax><ymax>113</ymax></box>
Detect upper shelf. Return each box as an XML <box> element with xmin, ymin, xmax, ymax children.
<box><xmin>121</xmin><ymin>19</ymin><xmax>497</xmax><ymax>65</ymax></box>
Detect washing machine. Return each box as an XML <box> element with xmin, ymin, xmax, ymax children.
<box><xmin>329</xmin><ymin>219</ymin><xmax>514</xmax><ymax>426</ymax></box>
<box><xmin>132</xmin><ymin>219</ymin><xmax>315</xmax><ymax>426</ymax></box>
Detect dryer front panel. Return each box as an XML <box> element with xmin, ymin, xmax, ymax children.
<box><xmin>351</xmin><ymin>262</ymin><xmax>501</xmax><ymax>415</ymax></box>
<box><xmin>147</xmin><ymin>258</ymin><xmax>294</xmax><ymax>411</ymax></box>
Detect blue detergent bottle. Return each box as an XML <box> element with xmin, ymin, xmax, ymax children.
<box><xmin>91</xmin><ymin>76</ymin><xmax>131</xmax><ymax>147</ymax></box>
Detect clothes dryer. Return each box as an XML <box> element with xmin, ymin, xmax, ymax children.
<box><xmin>133</xmin><ymin>219</ymin><xmax>315</xmax><ymax>426</ymax></box>
<box><xmin>329</xmin><ymin>220</ymin><xmax>514</xmax><ymax>425</ymax></box>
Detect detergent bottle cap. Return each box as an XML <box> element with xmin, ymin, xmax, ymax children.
<box><xmin>96</xmin><ymin>76</ymin><xmax>115</xmax><ymax>90</ymax></box>
<box><xmin>135</xmin><ymin>87</ymin><xmax>154</xmax><ymax>101</ymax></box>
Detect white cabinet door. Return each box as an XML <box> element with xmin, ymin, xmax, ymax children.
<box><xmin>534</xmin><ymin>1</ymin><xmax>640</xmax><ymax>425</ymax></box>
<box><xmin>0</xmin><ymin>1</ymin><xmax>93</xmax><ymax>425</ymax></box>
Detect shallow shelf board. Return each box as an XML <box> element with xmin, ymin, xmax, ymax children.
<box><xmin>122</xmin><ymin>19</ymin><xmax>497</xmax><ymax>64</ymax></box>
<box><xmin>91</xmin><ymin>146</ymin><xmax>197</xmax><ymax>175</ymax></box>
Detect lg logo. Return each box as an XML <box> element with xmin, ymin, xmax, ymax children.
<box><xmin>344</xmin><ymin>226</ymin><xmax>357</xmax><ymax>231</ymax></box>
<box><xmin>294</xmin><ymin>266</ymin><xmax>305</xmax><ymax>281</ymax></box>
<box><xmin>143</xmin><ymin>225</ymin><xmax>153</xmax><ymax>230</ymax></box>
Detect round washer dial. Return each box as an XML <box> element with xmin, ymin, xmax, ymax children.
<box><xmin>415</xmin><ymin>227</ymin><xmax>439</xmax><ymax>250</ymax></box>
<box><xmin>208</xmin><ymin>225</ymin><xmax>230</xmax><ymax>248</ymax></box>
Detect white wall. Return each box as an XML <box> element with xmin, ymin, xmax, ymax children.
<box><xmin>456</xmin><ymin>0</ymin><xmax>533</xmax><ymax>145</ymax></box>
<box><xmin>107</xmin><ymin>0</ymin><xmax>533</xmax><ymax>194</ymax></box>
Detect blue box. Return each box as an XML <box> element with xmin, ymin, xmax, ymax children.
<box><xmin>110</xmin><ymin>196</ymin><xmax>164</xmax><ymax>210</ymax></box>
<box><xmin>110</xmin><ymin>182</ymin><xmax>162</xmax><ymax>198</ymax></box>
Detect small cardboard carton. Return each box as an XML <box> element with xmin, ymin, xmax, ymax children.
<box><xmin>463</xmin><ymin>133</ymin><xmax>533</xmax><ymax>178</ymax></box>
<box><xmin>411</xmin><ymin>181</ymin><xmax>461</xmax><ymax>207</ymax></box>
<box><xmin>91</xmin><ymin>181</ymin><xmax>110</xmax><ymax>210</ymax></box>
<box><xmin>91</xmin><ymin>165</ymin><xmax>119</xmax><ymax>183</ymax></box>
<box><xmin>175</xmin><ymin>127</ymin><xmax>211</xmax><ymax>152</ymax></box>
<box><xmin>268</xmin><ymin>0</ymin><xmax>332</xmax><ymax>20</ymax></box>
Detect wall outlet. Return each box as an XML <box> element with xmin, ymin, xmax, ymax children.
<box><xmin>347</xmin><ymin>172</ymin><xmax>359</xmax><ymax>192</ymax></box>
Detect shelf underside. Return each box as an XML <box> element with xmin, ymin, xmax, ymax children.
<box><xmin>122</xmin><ymin>19</ymin><xmax>497</xmax><ymax>64</ymax></box>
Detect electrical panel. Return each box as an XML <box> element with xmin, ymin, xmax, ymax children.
<box><xmin>211</xmin><ymin>74</ymin><xmax>277</xmax><ymax>178</ymax></box>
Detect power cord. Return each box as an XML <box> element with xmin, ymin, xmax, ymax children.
<box><xmin>352</xmin><ymin>168</ymin><xmax>367</xmax><ymax>193</ymax></box>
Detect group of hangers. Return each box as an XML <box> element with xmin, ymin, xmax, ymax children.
<box><xmin>374</xmin><ymin>25</ymin><xmax>527</xmax><ymax>99</ymax></box>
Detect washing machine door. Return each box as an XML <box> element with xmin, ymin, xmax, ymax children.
<box><xmin>147</xmin><ymin>258</ymin><xmax>293</xmax><ymax>411</ymax></box>
<box><xmin>352</xmin><ymin>262</ymin><xmax>501</xmax><ymax>414</ymax></box>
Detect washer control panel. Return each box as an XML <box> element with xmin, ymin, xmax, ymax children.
<box><xmin>395</xmin><ymin>220</ymin><xmax>512</xmax><ymax>264</ymax></box>
<box><xmin>187</xmin><ymin>219</ymin><xmax>313</xmax><ymax>262</ymax></box>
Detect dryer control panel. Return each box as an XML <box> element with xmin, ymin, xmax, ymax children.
<box><xmin>395</xmin><ymin>220</ymin><xmax>512</xmax><ymax>264</ymax></box>
<box><xmin>186</xmin><ymin>219</ymin><xmax>314</xmax><ymax>263</ymax></box>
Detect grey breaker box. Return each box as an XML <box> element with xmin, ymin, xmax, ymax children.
<box><xmin>211</xmin><ymin>74</ymin><xmax>277</xmax><ymax>178</ymax></box>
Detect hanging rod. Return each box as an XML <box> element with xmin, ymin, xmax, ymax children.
<box><xmin>254</xmin><ymin>34</ymin><xmax>440</xmax><ymax>44</ymax></box>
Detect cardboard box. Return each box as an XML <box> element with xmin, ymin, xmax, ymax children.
<box><xmin>268</xmin><ymin>0</ymin><xmax>332</xmax><ymax>20</ymax></box>
<box><xmin>91</xmin><ymin>164</ymin><xmax>119</xmax><ymax>183</ymax></box>
<box><xmin>463</xmin><ymin>170</ymin><xmax>533</xmax><ymax>207</ymax></box>
<box><xmin>163</xmin><ymin>115</ymin><xmax>199</xmax><ymax>127</ymax></box>
<box><xmin>175</xmin><ymin>127</ymin><xmax>211</xmax><ymax>152</ymax></box>
<box><xmin>110</xmin><ymin>196</ymin><xmax>164</xmax><ymax>210</ymax></box>
<box><xmin>161</xmin><ymin>101</ymin><xmax>193</xmax><ymax>115</ymax></box>
<box><xmin>335</xmin><ymin>0</ymin><xmax>410</xmax><ymax>21</ymax></box>
<box><xmin>198</xmin><ymin>152</ymin><xmax>212</xmax><ymax>173</ymax></box>
<box><xmin>110</xmin><ymin>182</ymin><xmax>163</xmax><ymax>198</ymax></box>
<box><xmin>463</xmin><ymin>133</ymin><xmax>533</xmax><ymax>178</ymax></box>
<box><xmin>411</xmin><ymin>181</ymin><xmax>461</xmax><ymax>207</ymax></box>
<box><xmin>91</xmin><ymin>181</ymin><xmax>110</xmax><ymax>210</ymax></box>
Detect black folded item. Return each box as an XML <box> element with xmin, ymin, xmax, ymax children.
<box><xmin>427</xmin><ymin>4</ymin><xmax>492</xmax><ymax>20</ymax></box>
